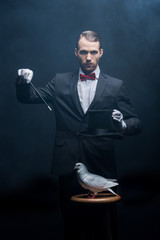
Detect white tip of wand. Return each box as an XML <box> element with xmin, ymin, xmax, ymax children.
<box><xmin>48</xmin><ymin>106</ymin><xmax>52</xmax><ymax>111</ymax></box>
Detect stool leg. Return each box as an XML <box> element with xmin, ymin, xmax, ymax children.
<box><xmin>92</xmin><ymin>206</ymin><xmax>112</xmax><ymax>240</ymax></box>
<box><xmin>109</xmin><ymin>204</ymin><xmax>119</xmax><ymax>240</ymax></box>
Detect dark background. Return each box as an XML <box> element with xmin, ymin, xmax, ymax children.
<box><xmin>0</xmin><ymin>0</ymin><xmax>160</xmax><ymax>239</ymax></box>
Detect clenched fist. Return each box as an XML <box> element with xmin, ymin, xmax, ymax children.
<box><xmin>18</xmin><ymin>68</ymin><xmax>33</xmax><ymax>83</ymax></box>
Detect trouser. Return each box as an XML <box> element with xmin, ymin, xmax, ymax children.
<box><xmin>58</xmin><ymin>172</ymin><xmax>119</xmax><ymax>240</ymax></box>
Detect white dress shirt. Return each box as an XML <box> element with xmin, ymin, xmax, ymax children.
<box><xmin>77</xmin><ymin>67</ymin><xmax>100</xmax><ymax>113</ymax></box>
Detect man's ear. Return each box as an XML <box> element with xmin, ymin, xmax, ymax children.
<box><xmin>75</xmin><ymin>48</ymin><xmax>78</xmax><ymax>56</ymax></box>
<box><xmin>100</xmin><ymin>49</ymin><xmax>103</xmax><ymax>58</ymax></box>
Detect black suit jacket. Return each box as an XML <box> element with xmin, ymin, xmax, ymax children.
<box><xmin>16</xmin><ymin>71</ymin><xmax>141</xmax><ymax>178</ymax></box>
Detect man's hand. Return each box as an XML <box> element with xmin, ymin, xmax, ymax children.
<box><xmin>18</xmin><ymin>69</ymin><xmax>33</xmax><ymax>83</ymax></box>
<box><xmin>112</xmin><ymin>109</ymin><xmax>127</xmax><ymax>131</ymax></box>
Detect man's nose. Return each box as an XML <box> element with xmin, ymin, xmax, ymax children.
<box><xmin>86</xmin><ymin>53</ymin><xmax>91</xmax><ymax>61</ymax></box>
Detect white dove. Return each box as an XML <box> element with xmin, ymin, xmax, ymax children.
<box><xmin>74</xmin><ymin>162</ymin><xmax>118</xmax><ymax>198</ymax></box>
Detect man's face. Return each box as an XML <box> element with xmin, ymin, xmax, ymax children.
<box><xmin>75</xmin><ymin>37</ymin><xmax>103</xmax><ymax>74</ymax></box>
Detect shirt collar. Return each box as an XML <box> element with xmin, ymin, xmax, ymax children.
<box><xmin>79</xmin><ymin>66</ymin><xmax>100</xmax><ymax>80</ymax></box>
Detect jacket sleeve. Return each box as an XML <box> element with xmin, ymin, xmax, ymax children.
<box><xmin>116</xmin><ymin>82</ymin><xmax>142</xmax><ymax>135</ymax></box>
<box><xmin>15</xmin><ymin>76</ymin><xmax>55</xmax><ymax>105</ymax></box>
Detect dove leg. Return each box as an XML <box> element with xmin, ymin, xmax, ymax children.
<box><xmin>88</xmin><ymin>191</ymin><xmax>96</xmax><ymax>198</ymax></box>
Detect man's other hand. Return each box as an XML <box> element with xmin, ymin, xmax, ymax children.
<box><xmin>112</xmin><ymin>109</ymin><xmax>127</xmax><ymax>131</ymax></box>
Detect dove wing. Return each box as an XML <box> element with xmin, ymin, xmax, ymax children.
<box><xmin>83</xmin><ymin>172</ymin><xmax>118</xmax><ymax>191</ymax></box>
<box><xmin>83</xmin><ymin>173</ymin><xmax>109</xmax><ymax>189</ymax></box>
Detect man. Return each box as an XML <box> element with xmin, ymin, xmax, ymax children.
<box><xmin>16</xmin><ymin>31</ymin><xmax>141</xmax><ymax>239</ymax></box>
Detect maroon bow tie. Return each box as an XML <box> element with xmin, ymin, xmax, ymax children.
<box><xmin>80</xmin><ymin>73</ymin><xmax>96</xmax><ymax>81</ymax></box>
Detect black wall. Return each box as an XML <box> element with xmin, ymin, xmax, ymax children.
<box><xmin>0</xmin><ymin>0</ymin><xmax>160</xmax><ymax>239</ymax></box>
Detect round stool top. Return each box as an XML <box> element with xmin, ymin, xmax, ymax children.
<box><xmin>71</xmin><ymin>192</ymin><xmax>121</xmax><ymax>204</ymax></box>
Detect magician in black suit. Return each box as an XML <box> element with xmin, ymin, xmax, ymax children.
<box><xmin>16</xmin><ymin>31</ymin><xmax>142</xmax><ymax>240</ymax></box>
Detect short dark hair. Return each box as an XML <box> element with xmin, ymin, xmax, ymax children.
<box><xmin>76</xmin><ymin>30</ymin><xmax>102</xmax><ymax>49</ymax></box>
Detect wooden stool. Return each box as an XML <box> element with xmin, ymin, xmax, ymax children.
<box><xmin>71</xmin><ymin>192</ymin><xmax>121</xmax><ymax>204</ymax></box>
<box><xmin>71</xmin><ymin>192</ymin><xmax>121</xmax><ymax>240</ymax></box>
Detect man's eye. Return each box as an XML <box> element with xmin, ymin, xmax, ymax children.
<box><xmin>80</xmin><ymin>51</ymin><xmax>88</xmax><ymax>55</ymax></box>
<box><xmin>91</xmin><ymin>51</ymin><xmax>98</xmax><ymax>55</ymax></box>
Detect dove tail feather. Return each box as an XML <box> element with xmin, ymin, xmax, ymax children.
<box><xmin>106</xmin><ymin>178</ymin><xmax>117</xmax><ymax>182</ymax></box>
<box><xmin>108</xmin><ymin>188</ymin><xmax>117</xmax><ymax>195</ymax></box>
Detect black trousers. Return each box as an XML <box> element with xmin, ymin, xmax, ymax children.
<box><xmin>58</xmin><ymin>173</ymin><xmax>119</xmax><ymax>240</ymax></box>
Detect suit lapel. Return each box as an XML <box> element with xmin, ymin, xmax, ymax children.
<box><xmin>87</xmin><ymin>72</ymin><xmax>108</xmax><ymax>112</ymax></box>
<box><xmin>69</xmin><ymin>71</ymin><xmax>84</xmax><ymax>116</ymax></box>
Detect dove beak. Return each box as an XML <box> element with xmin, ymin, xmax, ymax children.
<box><xmin>74</xmin><ymin>165</ymin><xmax>79</xmax><ymax>170</ymax></box>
